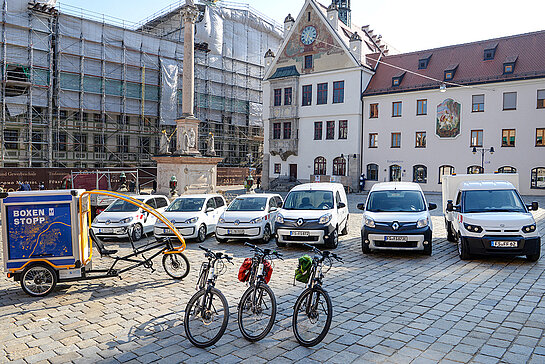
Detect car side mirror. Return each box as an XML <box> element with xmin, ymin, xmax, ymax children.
<box><xmin>446</xmin><ymin>200</ymin><xmax>454</xmax><ymax>212</ymax></box>
<box><xmin>270</xmin><ymin>206</ymin><xmax>278</xmax><ymax>212</ymax></box>
<box><xmin>337</xmin><ymin>202</ymin><xmax>346</xmax><ymax>209</ymax></box>
<box><xmin>529</xmin><ymin>201</ymin><xmax>539</xmax><ymax>211</ymax></box>
<box><xmin>357</xmin><ymin>203</ymin><xmax>365</xmax><ymax>211</ymax></box>
<box><xmin>206</xmin><ymin>207</ymin><xmax>214</xmax><ymax>213</ymax></box>
<box><xmin>428</xmin><ymin>202</ymin><xmax>437</xmax><ymax>211</ymax></box>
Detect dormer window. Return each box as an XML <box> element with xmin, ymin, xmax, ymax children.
<box><xmin>418</xmin><ymin>53</ymin><xmax>432</xmax><ymax>69</ymax></box>
<box><xmin>391</xmin><ymin>71</ymin><xmax>405</xmax><ymax>87</ymax></box>
<box><xmin>444</xmin><ymin>64</ymin><xmax>458</xmax><ymax>81</ymax></box>
<box><xmin>503</xmin><ymin>56</ymin><xmax>518</xmax><ymax>74</ymax></box>
<box><xmin>484</xmin><ymin>42</ymin><xmax>498</xmax><ymax>60</ymax></box>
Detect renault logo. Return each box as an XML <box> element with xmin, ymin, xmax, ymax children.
<box><xmin>234</xmin><ymin>220</ymin><xmax>240</xmax><ymax>226</ymax></box>
<box><xmin>392</xmin><ymin>222</ymin><xmax>400</xmax><ymax>231</ymax></box>
<box><xmin>297</xmin><ymin>218</ymin><xmax>304</xmax><ymax>226</ymax></box>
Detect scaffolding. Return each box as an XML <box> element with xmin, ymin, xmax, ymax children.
<box><xmin>0</xmin><ymin>0</ymin><xmax>282</xmax><ymax>169</ymax></box>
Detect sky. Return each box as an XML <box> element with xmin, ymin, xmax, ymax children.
<box><xmin>58</xmin><ymin>0</ymin><xmax>545</xmax><ymax>54</ymax></box>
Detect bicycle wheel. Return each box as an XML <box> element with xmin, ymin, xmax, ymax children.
<box><xmin>184</xmin><ymin>288</ymin><xmax>229</xmax><ymax>348</ymax></box>
<box><xmin>292</xmin><ymin>286</ymin><xmax>332</xmax><ymax>347</ymax></box>
<box><xmin>21</xmin><ymin>263</ymin><xmax>57</xmax><ymax>297</ymax></box>
<box><xmin>238</xmin><ymin>283</ymin><xmax>277</xmax><ymax>341</ymax></box>
<box><xmin>162</xmin><ymin>253</ymin><xmax>190</xmax><ymax>279</ymax></box>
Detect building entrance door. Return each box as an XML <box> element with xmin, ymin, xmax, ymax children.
<box><xmin>389</xmin><ymin>165</ymin><xmax>401</xmax><ymax>181</ymax></box>
<box><xmin>289</xmin><ymin>164</ymin><xmax>297</xmax><ymax>182</ymax></box>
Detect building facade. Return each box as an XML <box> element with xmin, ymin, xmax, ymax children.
<box><xmin>262</xmin><ymin>0</ymin><xmax>387</xmax><ymax>191</ymax></box>
<box><xmin>362</xmin><ymin>31</ymin><xmax>545</xmax><ymax>196</ymax></box>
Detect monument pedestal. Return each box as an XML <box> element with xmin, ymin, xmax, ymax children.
<box><xmin>153</xmin><ymin>155</ymin><xmax>223</xmax><ymax>196</ymax></box>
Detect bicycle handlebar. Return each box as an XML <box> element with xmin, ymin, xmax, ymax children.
<box><xmin>244</xmin><ymin>242</ymin><xmax>283</xmax><ymax>260</ymax></box>
<box><xmin>199</xmin><ymin>245</ymin><xmax>234</xmax><ymax>263</ymax></box>
<box><xmin>302</xmin><ymin>243</ymin><xmax>343</xmax><ymax>263</ymax></box>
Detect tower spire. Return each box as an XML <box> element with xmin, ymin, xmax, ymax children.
<box><xmin>333</xmin><ymin>0</ymin><xmax>351</xmax><ymax>27</ymax></box>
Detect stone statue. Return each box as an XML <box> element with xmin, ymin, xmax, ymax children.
<box><xmin>189</xmin><ymin>128</ymin><xmax>196</xmax><ymax>148</ymax></box>
<box><xmin>159</xmin><ymin>130</ymin><xmax>171</xmax><ymax>155</ymax></box>
<box><xmin>206</xmin><ymin>132</ymin><xmax>216</xmax><ymax>156</ymax></box>
<box><xmin>181</xmin><ymin>131</ymin><xmax>190</xmax><ymax>153</ymax></box>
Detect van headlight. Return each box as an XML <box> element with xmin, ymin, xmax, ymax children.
<box><xmin>319</xmin><ymin>213</ymin><xmax>332</xmax><ymax>225</ymax></box>
<box><xmin>219</xmin><ymin>215</ymin><xmax>225</xmax><ymax>224</ymax></box>
<box><xmin>364</xmin><ymin>217</ymin><xmax>375</xmax><ymax>228</ymax></box>
<box><xmin>276</xmin><ymin>213</ymin><xmax>284</xmax><ymax>224</ymax></box>
<box><xmin>184</xmin><ymin>217</ymin><xmax>198</xmax><ymax>224</ymax></box>
<box><xmin>250</xmin><ymin>217</ymin><xmax>263</xmax><ymax>224</ymax></box>
<box><xmin>120</xmin><ymin>217</ymin><xmax>133</xmax><ymax>224</ymax></box>
<box><xmin>417</xmin><ymin>217</ymin><xmax>429</xmax><ymax>228</ymax></box>
<box><xmin>522</xmin><ymin>223</ymin><xmax>536</xmax><ymax>233</ymax></box>
<box><xmin>463</xmin><ymin>223</ymin><xmax>483</xmax><ymax>233</ymax></box>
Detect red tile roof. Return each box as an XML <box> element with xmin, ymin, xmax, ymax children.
<box><xmin>363</xmin><ymin>30</ymin><xmax>545</xmax><ymax>96</ymax></box>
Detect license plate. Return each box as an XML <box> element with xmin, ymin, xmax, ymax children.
<box><xmin>491</xmin><ymin>241</ymin><xmax>517</xmax><ymax>248</ymax></box>
<box><xmin>290</xmin><ymin>231</ymin><xmax>310</xmax><ymax>236</ymax></box>
<box><xmin>385</xmin><ymin>236</ymin><xmax>408</xmax><ymax>242</ymax></box>
<box><xmin>99</xmin><ymin>228</ymin><xmax>113</xmax><ymax>233</ymax></box>
<box><xmin>227</xmin><ymin>229</ymin><xmax>245</xmax><ymax>235</ymax></box>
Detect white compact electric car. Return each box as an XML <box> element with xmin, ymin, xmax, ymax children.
<box><xmin>358</xmin><ymin>182</ymin><xmax>436</xmax><ymax>255</ymax></box>
<box><xmin>91</xmin><ymin>195</ymin><xmax>169</xmax><ymax>241</ymax></box>
<box><xmin>215</xmin><ymin>193</ymin><xmax>283</xmax><ymax>244</ymax></box>
<box><xmin>154</xmin><ymin>194</ymin><xmax>227</xmax><ymax>242</ymax></box>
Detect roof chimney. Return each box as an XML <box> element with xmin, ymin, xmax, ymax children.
<box><xmin>349</xmin><ymin>32</ymin><xmax>362</xmax><ymax>63</ymax></box>
<box><xmin>264</xmin><ymin>49</ymin><xmax>275</xmax><ymax>69</ymax></box>
<box><xmin>327</xmin><ymin>2</ymin><xmax>339</xmax><ymax>32</ymax></box>
<box><xmin>284</xmin><ymin>14</ymin><xmax>295</xmax><ymax>38</ymax></box>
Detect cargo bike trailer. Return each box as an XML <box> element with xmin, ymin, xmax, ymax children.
<box><xmin>1</xmin><ymin>189</ymin><xmax>189</xmax><ymax>297</ymax></box>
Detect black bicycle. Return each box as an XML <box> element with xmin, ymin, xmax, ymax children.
<box><xmin>292</xmin><ymin>243</ymin><xmax>342</xmax><ymax>347</ymax></box>
<box><xmin>184</xmin><ymin>246</ymin><xmax>233</xmax><ymax>348</ymax></box>
<box><xmin>238</xmin><ymin>243</ymin><xmax>283</xmax><ymax>342</ymax></box>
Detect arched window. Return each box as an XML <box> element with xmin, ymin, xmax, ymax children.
<box><xmin>413</xmin><ymin>165</ymin><xmax>427</xmax><ymax>183</ymax></box>
<box><xmin>389</xmin><ymin>164</ymin><xmax>401</xmax><ymax>182</ymax></box>
<box><xmin>367</xmin><ymin>163</ymin><xmax>378</xmax><ymax>181</ymax></box>
<box><xmin>467</xmin><ymin>165</ymin><xmax>484</xmax><ymax>174</ymax></box>
<box><xmin>498</xmin><ymin>166</ymin><xmax>517</xmax><ymax>173</ymax></box>
<box><xmin>438</xmin><ymin>165</ymin><xmax>455</xmax><ymax>184</ymax></box>
<box><xmin>531</xmin><ymin>167</ymin><xmax>545</xmax><ymax>189</ymax></box>
<box><xmin>332</xmin><ymin>157</ymin><xmax>346</xmax><ymax>176</ymax></box>
<box><xmin>314</xmin><ymin>156</ymin><xmax>326</xmax><ymax>175</ymax></box>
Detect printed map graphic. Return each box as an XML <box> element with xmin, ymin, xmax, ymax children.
<box><xmin>7</xmin><ymin>203</ymin><xmax>73</xmax><ymax>260</ymax></box>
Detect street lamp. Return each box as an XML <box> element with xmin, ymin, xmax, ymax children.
<box><xmin>472</xmin><ymin>146</ymin><xmax>495</xmax><ymax>171</ymax></box>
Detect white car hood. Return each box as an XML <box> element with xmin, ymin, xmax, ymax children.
<box><xmin>278</xmin><ymin>209</ymin><xmax>333</xmax><ymax>220</ymax></box>
<box><xmin>222</xmin><ymin>210</ymin><xmax>266</xmax><ymax>223</ymax></box>
<box><xmin>156</xmin><ymin>211</ymin><xmax>200</xmax><ymax>225</ymax></box>
<box><xmin>95</xmin><ymin>211</ymin><xmax>138</xmax><ymax>222</ymax></box>
<box><xmin>365</xmin><ymin>211</ymin><xmax>428</xmax><ymax>223</ymax></box>
<box><xmin>463</xmin><ymin>212</ymin><xmax>535</xmax><ymax>229</ymax></box>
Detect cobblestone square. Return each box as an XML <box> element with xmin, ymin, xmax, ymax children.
<box><xmin>1</xmin><ymin>193</ymin><xmax>544</xmax><ymax>363</ymax></box>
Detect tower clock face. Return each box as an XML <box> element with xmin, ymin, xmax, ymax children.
<box><xmin>301</xmin><ymin>26</ymin><xmax>317</xmax><ymax>45</ymax></box>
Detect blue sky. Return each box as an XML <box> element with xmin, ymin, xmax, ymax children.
<box><xmin>59</xmin><ymin>0</ymin><xmax>545</xmax><ymax>53</ymax></box>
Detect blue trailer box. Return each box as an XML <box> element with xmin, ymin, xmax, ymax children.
<box><xmin>1</xmin><ymin>190</ymin><xmax>90</xmax><ymax>278</ymax></box>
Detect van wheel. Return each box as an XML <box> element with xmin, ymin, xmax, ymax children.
<box><xmin>341</xmin><ymin>220</ymin><xmax>348</xmax><ymax>235</ymax></box>
<box><xmin>361</xmin><ymin>237</ymin><xmax>371</xmax><ymax>254</ymax></box>
<box><xmin>216</xmin><ymin>237</ymin><xmax>228</xmax><ymax>244</ymax></box>
<box><xmin>276</xmin><ymin>241</ymin><xmax>286</xmax><ymax>248</ymax></box>
<box><xmin>527</xmin><ymin>244</ymin><xmax>540</xmax><ymax>262</ymax></box>
<box><xmin>423</xmin><ymin>242</ymin><xmax>432</xmax><ymax>256</ymax></box>
<box><xmin>446</xmin><ymin>221</ymin><xmax>456</xmax><ymax>242</ymax></box>
<box><xmin>325</xmin><ymin>229</ymin><xmax>338</xmax><ymax>249</ymax></box>
<box><xmin>457</xmin><ymin>235</ymin><xmax>471</xmax><ymax>260</ymax></box>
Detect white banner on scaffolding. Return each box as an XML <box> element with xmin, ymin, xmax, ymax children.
<box><xmin>160</xmin><ymin>58</ymin><xmax>178</xmax><ymax>125</ymax></box>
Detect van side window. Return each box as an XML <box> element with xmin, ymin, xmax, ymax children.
<box><xmin>155</xmin><ymin>197</ymin><xmax>168</xmax><ymax>208</ymax></box>
<box><xmin>206</xmin><ymin>198</ymin><xmax>216</xmax><ymax>210</ymax></box>
<box><xmin>214</xmin><ymin>196</ymin><xmax>225</xmax><ymax>207</ymax></box>
<box><xmin>456</xmin><ymin>191</ymin><xmax>462</xmax><ymax>205</ymax></box>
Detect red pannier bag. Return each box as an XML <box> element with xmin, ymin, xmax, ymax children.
<box><xmin>263</xmin><ymin>260</ymin><xmax>273</xmax><ymax>284</ymax></box>
<box><xmin>238</xmin><ymin>258</ymin><xmax>253</xmax><ymax>282</ymax></box>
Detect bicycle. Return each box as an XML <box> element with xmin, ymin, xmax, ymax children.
<box><xmin>292</xmin><ymin>243</ymin><xmax>342</xmax><ymax>347</ymax></box>
<box><xmin>238</xmin><ymin>242</ymin><xmax>283</xmax><ymax>342</ymax></box>
<box><xmin>184</xmin><ymin>246</ymin><xmax>233</xmax><ymax>348</ymax></box>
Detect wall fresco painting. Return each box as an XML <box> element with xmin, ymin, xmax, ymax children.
<box><xmin>436</xmin><ymin>98</ymin><xmax>461</xmax><ymax>138</ymax></box>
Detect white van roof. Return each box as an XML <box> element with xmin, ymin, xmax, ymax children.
<box><xmin>370</xmin><ymin>182</ymin><xmax>423</xmax><ymax>192</ymax></box>
<box><xmin>290</xmin><ymin>183</ymin><xmax>344</xmax><ymax>192</ymax></box>
<box><xmin>459</xmin><ymin>180</ymin><xmax>515</xmax><ymax>191</ymax></box>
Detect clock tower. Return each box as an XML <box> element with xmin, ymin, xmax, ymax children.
<box><xmin>333</xmin><ymin>0</ymin><xmax>351</xmax><ymax>27</ymax></box>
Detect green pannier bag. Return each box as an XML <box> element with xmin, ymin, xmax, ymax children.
<box><xmin>295</xmin><ymin>254</ymin><xmax>313</xmax><ymax>283</ymax></box>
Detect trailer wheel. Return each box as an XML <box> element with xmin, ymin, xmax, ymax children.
<box><xmin>21</xmin><ymin>263</ymin><xmax>57</xmax><ymax>297</ymax></box>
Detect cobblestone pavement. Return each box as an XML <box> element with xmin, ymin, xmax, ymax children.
<box><xmin>1</xmin><ymin>193</ymin><xmax>544</xmax><ymax>364</ymax></box>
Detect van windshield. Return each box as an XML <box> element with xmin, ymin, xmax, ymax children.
<box><xmin>167</xmin><ymin>198</ymin><xmax>205</xmax><ymax>212</ymax></box>
<box><xmin>463</xmin><ymin>189</ymin><xmax>526</xmax><ymax>213</ymax></box>
<box><xmin>283</xmin><ymin>190</ymin><xmax>334</xmax><ymax>210</ymax></box>
<box><xmin>366</xmin><ymin>190</ymin><xmax>425</xmax><ymax>212</ymax></box>
<box><xmin>227</xmin><ymin>197</ymin><xmax>268</xmax><ymax>211</ymax></box>
<box><xmin>105</xmin><ymin>198</ymin><xmax>144</xmax><ymax>212</ymax></box>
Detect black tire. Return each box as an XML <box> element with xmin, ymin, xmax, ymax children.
<box><xmin>324</xmin><ymin>228</ymin><xmax>338</xmax><ymax>249</ymax></box>
<box><xmin>423</xmin><ymin>242</ymin><xmax>432</xmax><ymax>256</ymax></box>
<box><xmin>21</xmin><ymin>263</ymin><xmax>57</xmax><ymax>297</ymax></box>
<box><xmin>184</xmin><ymin>288</ymin><xmax>229</xmax><ymax>348</ymax></box>
<box><xmin>238</xmin><ymin>283</ymin><xmax>277</xmax><ymax>342</ymax></box>
<box><xmin>216</xmin><ymin>237</ymin><xmax>228</xmax><ymax>244</ymax></box>
<box><xmin>446</xmin><ymin>220</ymin><xmax>456</xmax><ymax>242</ymax></box>
<box><xmin>276</xmin><ymin>241</ymin><xmax>286</xmax><ymax>248</ymax></box>
<box><xmin>457</xmin><ymin>235</ymin><xmax>471</xmax><ymax>260</ymax></box>
<box><xmin>260</xmin><ymin>224</ymin><xmax>272</xmax><ymax>244</ymax></box>
<box><xmin>196</xmin><ymin>224</ymin><xmax>207</xmax><ymax>243</ymax></box>
<box><xmin>292</xmin><ymin>286</ymin><xmax>333</xmax><ymax>347</ymax></box>
<box><xmin>132</xmin><ymin>223</ymin><xmax>143</xmax><ymax>241</ymax></box>
<box><xmin>361</xmin><ymin>235</ymin><xmax>371</xmax><ymax>254</ymax></box>
<box><xmin>162</xmin><ymin>253</ymin><xmax>190</xmax><ymax>279</ymax></box>
<box><xmin>527</xmin><ymin>243</ymin><xmax>541</xmax><ymax>262</ymax></box>
<box><xmin>341</xmin><ymin>218</ymin><xmax>348</xmax><ymax>235</ymax></box>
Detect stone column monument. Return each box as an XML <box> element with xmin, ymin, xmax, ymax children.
<box><xmin>153</xmin><ymin>0</ymin><xmax>222</xmax><ymax>196</ymax></box>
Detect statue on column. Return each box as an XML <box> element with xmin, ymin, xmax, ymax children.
<box><xmin>159</xmin><ymin>130</ymin><xmax>171</xmax><ymax>155</ymax></box>
<box><xmin>206</xmin><ymin>132</ymin><xmax>216</xmax><ymax>156</ymax></box>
